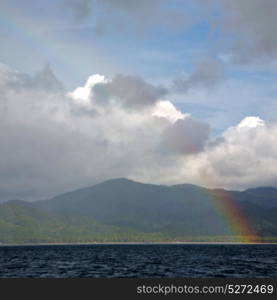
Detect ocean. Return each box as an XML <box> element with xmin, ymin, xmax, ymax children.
<box><xmin>0</xmin><ymin>244</ymin><xmax>276</xmax><ymax>278</ymax></box>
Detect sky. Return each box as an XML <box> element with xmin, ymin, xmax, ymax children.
<box><xmin>1</xmin><ymin>0</ymin><xmax>277</xmax><ymax>200</ymax></box>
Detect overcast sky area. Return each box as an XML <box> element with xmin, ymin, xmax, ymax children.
<box><xmin>1</xmin><ymin>0</ymin><xmax>277</xmax><ymax>200</ymax></box>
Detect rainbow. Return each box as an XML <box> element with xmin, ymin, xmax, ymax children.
<box><xmin>204</xmin><ymin>188</ymin><xmax>260</xmax><ymax>243</ymax></box>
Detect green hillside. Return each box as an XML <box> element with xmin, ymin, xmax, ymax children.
<box><xmin>0</xmin><ymin>200</ymin><xmax>166</xmax><ymax>244</ymax></box>
<box><xmin>1</xmin><ymin>179</ymin><xmax>277</xmax><ymax>244</ymax></box>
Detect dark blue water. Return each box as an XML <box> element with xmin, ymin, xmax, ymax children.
<box><xmin>0</xmin><ymin>244</ymin><xmax>276</xmax><ymax>278</ymax></box>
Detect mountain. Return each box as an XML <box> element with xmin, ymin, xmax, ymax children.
<box><xmin>0</xmin><ymin>198</ymin><xmax>164</xmax><ymax>244</ymax></box>
<box><xmin>240</xmin><ymin>187</ymin><xmax>277</xmax><ymax>208</ymax></box>
<box><xmin>1</xmin><ymin>178</ymin><xmax>277</xmax><ymax>244</ymax></box>
<box><xmin>36</xmin><ymin>178</ymin><xmax>231</xmax><ymax>236</ymax></box>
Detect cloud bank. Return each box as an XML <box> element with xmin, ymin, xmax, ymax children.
<box><xmin>173</xmin><ymin>58</ymin><xmax>225</xmax><ymax>93</ymax></box>
<box><xmin>1</xmin><ymin>63</ymin><xmax>277</xmax><ymax>200</ymax></box>
<box><xmin>64</xmin><ymin>0</ymin><xmax>191</xmax><ymax>32</ymax></box>
<box><xmin>207</xmin><ymin>0</ymin><xmax>277</xmax><ymax>63</ymax></box>
<box><xmin>192</xmin><ymin>116</ymin><xmax>277</xmax><ymax>189</ymax></box>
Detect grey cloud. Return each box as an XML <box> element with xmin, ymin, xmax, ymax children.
<box><xmin>63</xmin><ymin>0</ymin><xmax>191</xmax><ymax>32</ymax></box>
<box><xmin>0</xmin><ymin>63</ymin><xmax>64</xmax><ymax>93</ymax></box>
<box><xmin>98</xmin><ymin>0</ymin><xmax>162</xmax><ymax>12</ymax></box>
<box><xmin>173</xmin><ymin>58</ymin><xmax>224</xmax><ymax>93</ymax></box>
<box><xmin>0</xmin><ymin>117</ymin><xmax>110</xmax><ymax>200</ymax></box>
<box><xmin>31</xmin><ymin>63</ymin><xmax>64</xmax><ymax>92</ymax></box>
<box><xmin>161</xmin><ymin>117</ymin><xmax>210</xmax><ymax>155</ymax></box>
<box><xmin>0</xmin><ymin>64</ymin><xmax>176</xmax><ymax>200</ymax></box>
<box><xmin>64</xmin><ymin>0</ymin><xmax>277</xmax><ymax>64</ymax></box>
<box><xmin>207</xmin><ymin>136</ymin><xmax>225</xmax><ymax>148</ymax></box>
<box><xmin>93</xmin><ymin>74</ymin><xmax>167</xmax><ymax>109</ymax></box>
<box><xmin>65</xmin><ymin>0</ymin><xmax>92</xmax><ymax>20</ymax></box>
<box><xmin>207</xmin><ymin>0</ymin><xmax>277</xmax><ymax>63</ymax></box>
<box><xmin>70</xmin><ymin>105</ymin><xmax>98</xmax><ymax>117</ymax></box>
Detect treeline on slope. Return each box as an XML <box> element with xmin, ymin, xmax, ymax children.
<box><xmin>1</xmin><ymin>179</ymin><xmax>277</xmax><ymax>244</ymax></box>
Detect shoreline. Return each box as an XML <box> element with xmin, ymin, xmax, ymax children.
<box><xmin>1</xmin><ymin>241</ymin><xmax>277</xmax><ymax>247</ymax></box>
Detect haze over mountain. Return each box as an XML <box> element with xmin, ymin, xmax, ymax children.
<box><xmin>1</xmin><ymin>178</ymin><xmax>277</xmax><ymax>244</ymax></box>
